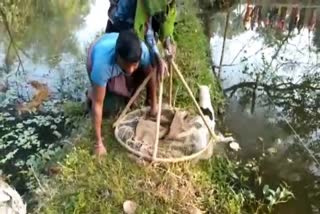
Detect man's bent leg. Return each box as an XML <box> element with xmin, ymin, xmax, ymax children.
<box><xmin>103</xmin><ymin>91</ymin><xmax>127</xmax><ymax>117</ymax></box>
<box><xmin>85</xmin><ymin>87</ymin><xmax>127</xmax><ymax>117</ymax></box>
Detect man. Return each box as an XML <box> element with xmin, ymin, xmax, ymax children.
<box><xmin>106</xmin><ymin>0</ymin><xmax>177</xmax><ymax>77</ymax></box>
<box><xmin>86</xmin><ymin>30</ymin><xmax>158</xmax><ymax>156</ymax></box>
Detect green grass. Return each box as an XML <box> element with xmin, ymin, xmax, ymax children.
<box><xmin>34</xmin><ymin>120</ymin><xmax>257</xmax><ymax>214</ymax></box>
<box><xmin>34</xmin><ymin>116</ymin><xmax>293</xmax><ymax>214</ymax></box>
<box><xmin>36</xmin><ymin>119</ymin><xmax>291</xmax><ymax>213</ymax></box>
<box><xmin>37</xmin><ymin>127</ymin><xmax>200</xmax><ymax>213</ymax></box>
<box><xmin>172</xmin><ymin>0</ymin><xmax>224</xmax><ymax>109</ymax></box>
<box><xmin>34</xmin><ymin>1</ymin><xmax>292</xmax><ymax>213</ymax></box>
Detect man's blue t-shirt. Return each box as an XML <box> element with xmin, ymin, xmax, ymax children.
<box><xmin>90</xmin><ymin>33</ymin><xmax>151</xmax><ymax>87</ymax></box>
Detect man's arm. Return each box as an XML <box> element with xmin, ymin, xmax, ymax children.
<box><xmin>91</xmin><ymin>84</ymin><xmax>106</xmax><ymax>147</ymax></box>
<box><xmin>140</xmin><ymin>42</ymin><xmax>159</xmax><ymax>116</ymax></box>
<box><xmin>145</xmin><ymin>18</ymin><xmax>160</xmax><ymax>56</ymax></box>
<box><xmin>144</xmin><ymin>65</ymin><xmax>158</xmax><ymax>116</ymax></box>
<box><xmin>145</xmin><ymin>19</ymin><xmax>169</xmax><ymax>81</ymax></box>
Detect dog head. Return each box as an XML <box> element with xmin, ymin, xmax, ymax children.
<box><xmin>198</xmin><ymin>85</ymin><xmax>214</xmax><ymax>121</ymax></box>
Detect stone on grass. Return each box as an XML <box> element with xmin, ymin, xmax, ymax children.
<box><xmin>229</xmin><ymin>142</ymin><xmax>241</xmax><ymax>151</ymax></box>
<box><xmin>0</xmin><ymin>179</ymin><xmax>26</xmax><ymax>214</ymax></box>
<box><xmin>123</xmin><ymin>200</ymin><xmax>137</xmax><ymax>214</ymax></box>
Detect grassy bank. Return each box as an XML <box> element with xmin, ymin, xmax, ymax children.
<box><xmin>33</xmin><ymin>1</ymin><xmax>292</xmax><ymax>213</ymax></box>
<box><xmin>172</xmin><ymin>0</ymin><xmax>224</xmax><ymax>109</ymax></box>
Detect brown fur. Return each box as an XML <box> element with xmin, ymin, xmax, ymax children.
<box><xmin>16</xmin><ymin>81</ymin><xmax>49</xmax><ymax>114</ymax></box>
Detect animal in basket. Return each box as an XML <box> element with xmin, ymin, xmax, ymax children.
<box><xmin>191</xmin><ymin>85</ymin><xmax>240</xmax><ymax>157</ymax></box>
<box><xmin>198</xmin><ymin>85</ymin><xmax>215</xmax><ymax>127</ymax></box>
<box><xmin>163</xmin><ymin>85</ymin><xmax>239</xmax><ymax>159</ymax></box>
<box><xmin>190</xmin><ymin>85</ymin><xmax>216</xmax><ymax>154</ymax></box>
<box><xmin>172</xmin><ymin>85</ymin><xmax>216</xmax><ymax>154</ymax></box>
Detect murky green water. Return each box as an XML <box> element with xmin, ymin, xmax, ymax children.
<box><xmin>0</xmin><ymin>0</ymin><xmax>107</xmax><ymax>99</ymax></box>
<box><xmin>0</xmin><ymin>0</ymin><xmax>319</xmax><ymax>213</ymax></box>
<box><xmin>0</xmin><ymin>0</ymin><xmax>108</xmax><ymax>195</ymax></box>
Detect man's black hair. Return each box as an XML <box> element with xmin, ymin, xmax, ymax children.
<box><xmin>115</xmin><ymin>30</ymin><xmax>142</xmax><ymax>63</ymax></box>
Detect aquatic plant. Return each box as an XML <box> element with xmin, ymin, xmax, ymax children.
<box><xmin>0</xmin><ymin>100</ymin><xmax>74</xmax><ymax>194</ymax></box>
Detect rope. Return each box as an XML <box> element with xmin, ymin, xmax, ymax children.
<box><xmin>266</xmin><ymin>94</ymin><xmax>320</xmax><ymax>167</ymax></box>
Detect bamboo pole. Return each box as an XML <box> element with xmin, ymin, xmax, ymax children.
<box><xmin>152</xmin><ymin>74</ymin><xmax>164</xmax><ymax>160</ymax></box>
<box><xmin>113</xmin><ymin>71</ymin><xmax>153</xmax><ymax>128</ymax></box>
<box><xmin>171</xmin><ymin>61</ymin><xmax>218</xmax><ymax>141</ymax></box>
<box><xmin>218</xmin><ymin>11</ymin><xmax>230</xmax><ymax>79</ymax></box>
<box><xmin>173</xmin><ymin>85</ymin><xmax>179</xmax><ymax>107</ymax></box>
<box><xmin>169</xmin><ymin>63</ymin><xmax>173</xmax><ymax>107</ymax></box>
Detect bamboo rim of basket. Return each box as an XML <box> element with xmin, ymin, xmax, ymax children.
<box><xmin>114</xmin><ymin>106</ymin><xmax>213</xmax><ymax>163</ymax></box>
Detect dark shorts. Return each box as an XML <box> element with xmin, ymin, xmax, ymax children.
<box><xmin>89</xmin><ymin>71</ymin><xmax>148</xmax><ymax>116</ymax></box>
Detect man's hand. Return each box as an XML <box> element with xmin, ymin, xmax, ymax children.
<box><xmin>164</xmin><ymin>37</ymin><xmax>176</xmax><ymax>61</ymax></box>
<box><xmin>145</xmin><ymin>66</ymin><xmax>159</xmax><ymax>118</ymax></box>
<box><xmin>156</xmin><ymin>57</ymin><xmax>169</xmax><ymax>82</ymax></box>
<box><xmin>91</xmin><ymin>85</ymin><xmax>107</xmax><ymax>156</ymax></box>
<box><xmin>95</xmin><ymin>139</ymin><xmax>107</xmax><ymax>156</ymax></box>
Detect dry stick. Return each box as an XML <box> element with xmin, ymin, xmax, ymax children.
<box><xmin>171</xmin><ymin>61</ymin><xmax>218</xmax><ymax>141</ymax></box>
<box><xmin>218</xmin><ymin>11</ymin><xmax>230</xmax><ymax>79</ymax></box>
<box><xmin>113</xmin><ymin>71</ymin><xmax>153</xmax><ymax>128</ymax></box>
<box><xmin>169</xmin><ymin>63</ymin><xmax>173</xmax><ymax>107</ymax></box>
<box><xmin>30</xmin><ymin>165</ymin><xmax>46</xmax><ymax>193</ymax></box>
<box><xmin>173</xmin><ymin>85</ymin><xmax>179</xmax><ymax>108</ymax></box>
<box><xmin>230</xmin><ymin>35</ymin><xmax>256</xmax><ymax>65</ymax></box>
<box><xmin>152</xmin><ymin>74</ymin><xmax>164</xmax><ymax>160</ymax></box>
<box><xmin>250</xmin><ymin>74</ymin><xmax>260</xmax><ymax>114</ymax></box>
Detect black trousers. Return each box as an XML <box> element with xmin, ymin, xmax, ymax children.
<box><xmin>105</xmin><ymin>20</ymin><xmax>133</xmax><ymax>33</ymax></box>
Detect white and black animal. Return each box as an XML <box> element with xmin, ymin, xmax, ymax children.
<box><xmin>191</xmin><ymin>85</ymin><xmax>216</xmax><ymax>153</ymax></box>
<box><xmin>192</xmin><ymin>85</ymin><xmax>240</xmax><ymax>155</ymax></box>
<box><xmin>171</xmin><ymin>85</ymin><xmax>214</xmax><ymax>154</ymax></box>
<box><xmin>172</xmin><ymin>85</ymin><xmax>240</xmax><ymax>157</ymax></box>
<box><xmin>198</xmin><ymin>85</ymin><xmax>216</xmax><ymax>127</ymax></box>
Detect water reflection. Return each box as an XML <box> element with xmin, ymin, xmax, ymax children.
<box><xmin>0</xmin><ymin>0</ymin><xmax>108</xmax><ymax>101</ymax></box>
<box><xmin>0</xmin><ymin>0</ymin><xmax>92</xmax><ymax>66</ymax></box>
<box><xmin>203</xmin><ymin>0</ymin><xmax>320</xmax><ymax>213</ymax></box>
<box><xmin>209</xmin><ymin>1</ymin><xmax>319</xmax><ymax>133</ymax></box>
<box><xmin>243</xmin><ymin>1</ymin><xmax>319</xmax><ymax>33</ymax></box>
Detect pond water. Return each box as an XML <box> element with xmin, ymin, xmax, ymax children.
<box><xmin>0</xmin><ymin>0</ymin><xmax>319</xmax><ymax>213</ymax></box>
<box><xmin>0</xmin><ymin>0</ymin><xmax>109</xmax><ymax>195</ymax></box>
<box><xmin>0</xmin><ymin>0</ymin><xmax>108</xmax><ymax>99</ymax></box>
<box><xmin>202</xmin><ymin>0</ymin><xmax>320</xmax><ymax>213</ymax></box>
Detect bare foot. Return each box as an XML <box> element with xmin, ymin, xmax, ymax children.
<box><xmin>148</xmin><ymin>104</ymin><xmax>159</xmax><ymax>117</ymax></box>
<box><xmin>147</xmin><ymin>110</ymin><xmax>157</xmax><ymax>121</ymax></box>
<box><xmin>94</xmin><ymin>143</ymin><xmax>107</xmax><ymax>157</ymax></box>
